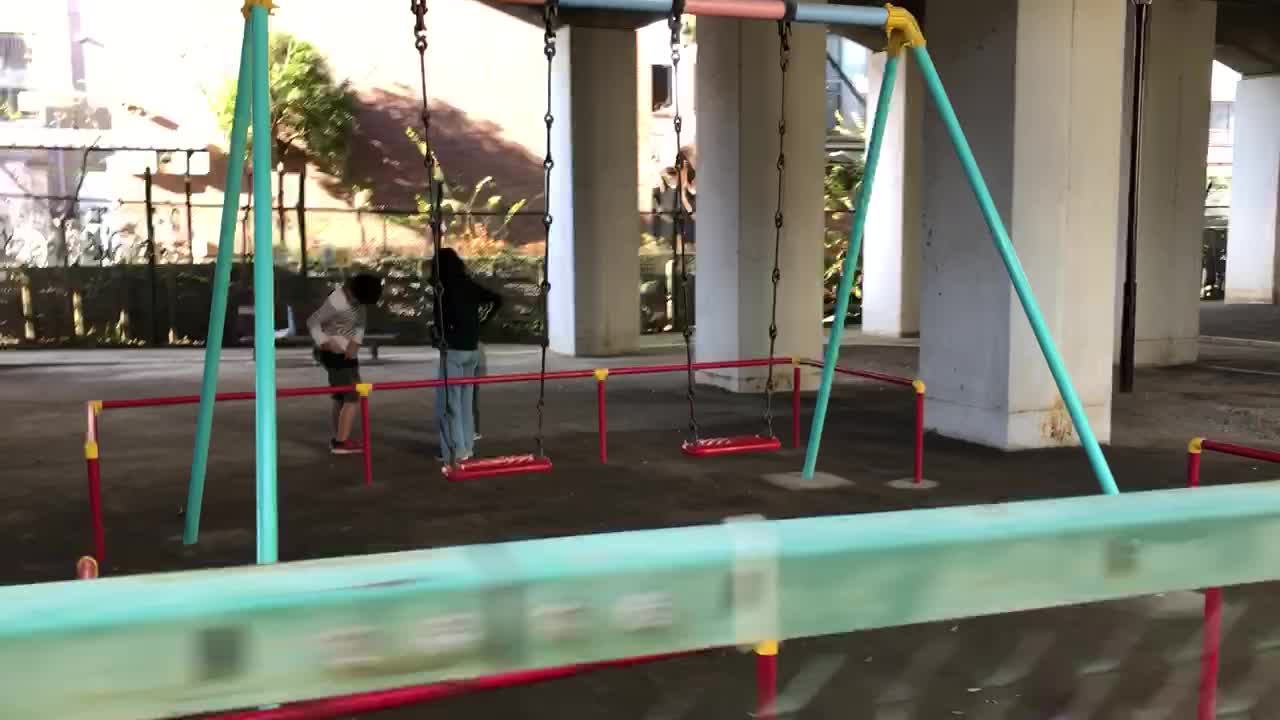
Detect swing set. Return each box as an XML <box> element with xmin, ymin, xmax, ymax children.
<box><xmin>426</xmin><ymin>1</ymin><xmax>793</xmax><ymax>477</ymax></box>
<box><xmin>172</xmin><ymin>0</ymin><xmax>1117</xmax><ymax>557</ymax></box>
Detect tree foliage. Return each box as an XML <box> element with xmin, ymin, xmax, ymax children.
<box><xmin>215</xmin><ymin>33</ymin><xmax>355</xmax><ymax>177</ymax></box>
<box><xmin>823</xmin><ymin>113</ymin><xmax>866</xmax><ymax>323</ymax></box>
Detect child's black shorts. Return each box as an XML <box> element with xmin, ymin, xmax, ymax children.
<box><xmin>314</xmin><ymin>348</ymin><xmax>361</xmax><ymax>402</ymax></box>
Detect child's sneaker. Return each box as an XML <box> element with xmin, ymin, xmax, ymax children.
<box><xmin>330</xmin><ymin>439</ymin><xmax>363</xmax><ymax>455</ymax></box>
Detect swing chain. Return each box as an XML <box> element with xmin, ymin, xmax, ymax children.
<box><xmin>669</xmin><ymin>0</ymin><xmax>699</xmax><ymax>442</ymax></box>
<box><xmin>412</xmin><ymin>0</ymin><xmax>456</xmax><ymax>464</ymax></box>
<box><xmin>535</xmin><ymin>0</ymin><xmax>558</xmax><ymax>458</ymax></box>
<box><xmin>763</xmin><ymin>20</ymin><xmax>791</xmax><ymax>438</ymax></box>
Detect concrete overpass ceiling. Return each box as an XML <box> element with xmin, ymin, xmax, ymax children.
<box><xmin>482</xmin><ymin>0</ymin><xmax>1278</xmax><ymax>75</ymax></box>
<box><xmin>1216</xmin><ymin>0</ymin><xmax>1280</xmax><ymax>76</ymax></box>
<box><xmin>481</xmin><ymin>1</ymin><xmax>660</xmax><ymax>30</ymax></box>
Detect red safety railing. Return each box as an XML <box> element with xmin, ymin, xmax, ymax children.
<box><xmin>802</xmin><ymin>360</ymin><xmax>927</xmax><ymax>486</ymax></box>
<box><xmin>1185</xmin><ymin>437</ymin><xmax>1280</xmax><ymax>720</ymax></box>
<box><xmin>83</xmin><ymin>356</ymin><xmax>922</xmax><ymax>564</ymax></box>
<box><xmin>202</xmin><ymin>650</ymin><xmax>707</xmax><ymax>720</ymax></box>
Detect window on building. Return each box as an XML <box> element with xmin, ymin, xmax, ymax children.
<box><xmin>652</xmin><ymin>65</ymin><xmax>673</xmax><ymax>112</ymax></box>
<box><xmin>0</xmin><ymin>33</ymin><xmax>30</xmax><ymax>122</ymax></box>
<box><xmin>1209</xmin><ymin>101</ymin><xmax>1233</xmax><ymax>132</ymax></box>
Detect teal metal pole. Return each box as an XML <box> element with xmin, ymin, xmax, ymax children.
<box><xmin>801</xmin><ymin>52</ymin><xmax>899</xmax><ymax>479</ymax></box>
<box><xmin>184</xmin><ymin>20</ymin><xmax>254</xmax><ymax>546</ymax></box>
<box><xmin>910</xmin><ymin>45</ymin><xmax>1119</xmax><ymax>496</ymax></box>
<box><xmin>250</xmin><ymin>4</ymin><xmax>279</xmax><ymax>562</ymax></box>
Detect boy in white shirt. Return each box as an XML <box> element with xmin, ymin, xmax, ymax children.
<box><xmin>308</xmin><ymin>273</ymin><xmax>382</xmax><ymax>454</ymax></box>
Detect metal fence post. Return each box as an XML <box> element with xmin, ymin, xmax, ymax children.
<box><xmin>144</xmin><ymin>164</ymin><xmax>160</xmax><ymax>345</ymax></box>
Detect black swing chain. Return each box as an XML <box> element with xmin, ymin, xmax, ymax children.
<box><xmin>535</xmin><ymin>0</ymin><xmax>558</xmax><ymax>458</ymax></box>
<box><xmin>669</xmin><ymin>1</ymin><xmax>699</xmax><ymax>442</ymax></box>
<box><xmin>411</xmin><ymin>0</ymin><xmax>457</xmax><ymax>464</ymax></box>
<box><xmin>763</xmin><ymin>20</ymin><xmax>791</xmax><ymax>438</ymax></box>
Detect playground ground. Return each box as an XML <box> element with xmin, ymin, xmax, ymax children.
<box><xmin>6</xmin><ymin>303</ymin><xmax>1280</xmax><ymax>717</ymax></box>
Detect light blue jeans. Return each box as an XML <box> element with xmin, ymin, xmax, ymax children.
<box><xmin>436</xmin><ymin>349</ymin><xmax>480</xmax><ymax>462</ymax></box>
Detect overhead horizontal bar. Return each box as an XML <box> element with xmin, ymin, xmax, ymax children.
<box><xmin>492</xmin><ymin>0</ymin><xmax>890</xmax><ymax>26</ymax></box>
<box><xmin>5</xmin><ymin>482</ymin><xmax>1280</xmax><ymax>719</ymax></box>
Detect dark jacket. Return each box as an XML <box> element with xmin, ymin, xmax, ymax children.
<box><xmin>431</xmin><ymin>250</ymin><xmax>502</xmax><ymax>351</ymax></box>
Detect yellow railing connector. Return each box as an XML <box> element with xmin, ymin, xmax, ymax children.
<box><xmin>356</xmin><ymin>383</ymin><xmax>373</xmax><ymax>397</ymax></box>
<box><xmin>594</xmin><ymin>368</ymin><xmax>609</xmax><ymax>382</ymax></box>
<box><xmin>755</xmin><ymin>640</ymin><xmax>779</xmax><ymax>656</ymax></box>
<box><xmin>84</xmin><ymin>440</ymin><xmax>99</xmax><ymax>461</ymax></box>
<box><xmin>76</xmin><ymin>556</ymin><xmax>99</xmax><ymax>580</ymax></box>
<box><xmin>90</xmin><ymin>400</ymin><xmax>102</xmax><ymax>415</ymax></box>
<box><xmin>1188</xmin><ymin>437</ymin><xmax>1204</xmax><ymax>454</ymax></box>
<box><xmin>912</xmin><ymin>379</ymin><xmax>926</xmax><ymax>395</ymax></box>
<box><xmin>884</xmin><ymin>4</ymin><xmax>926</xmax><ymax>53</ymax></box>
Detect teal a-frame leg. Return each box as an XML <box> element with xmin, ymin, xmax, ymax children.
<box><xmin>186</xmin><ymin>0</ymin><xmax>281</xmax><ymax>562</ymax></box>
<box><xmin>802</xmin><ymin>17</ymin><xmax>1119</xmax><ymax>496</ymax></box>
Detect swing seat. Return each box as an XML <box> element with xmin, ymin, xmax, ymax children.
<box><xmin>442</xmin><ymin>454</ymin><xmax>554</xmax><ymax>481</ymax></box>
<box><xmin>682</xmin><ymin>435</ymin><xmax>782</xmax><ymax>457</ymax></box>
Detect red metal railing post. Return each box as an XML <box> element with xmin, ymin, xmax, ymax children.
<box><xmin>358</xmin><ymin>384</ymin><xmax>373</xmax><ymax>487</ymax></box>
<box><xmin>913</xmin><ymin>380</ymin><xmax>926</xmax><ymax>485</ymax></box>
<box><xmin>791</xmin><ymin>358</ymin><xmax>801</xmax><ymax>449</ymax></box>
<box><xmin>85</xmin><ymin>439</ymin><xmax>104</xmax><ymax>564</ymax></box>
<box><xmin>1200</xmin><ymin>587</ymin><xmax>1222</xmax><ymax>720</ymax></box>
<box><xmin>1187</xmin><ymin>437</ymin><xmax>1217</xmax><ymax>720</ymax></box>
<box><xmin>595</xmin><ymin>369</ymin><xmax>608</xmax><ymax>463</ymax></box>
<box><xmin>756</xmin><ymin>641</ymin><xmax>778</xmax><ymax>720</ymax></box>
<box><xmin>1188</xmin><ymin>437</ymin><xmax>1203</xmax><ymax>488</ymax></box>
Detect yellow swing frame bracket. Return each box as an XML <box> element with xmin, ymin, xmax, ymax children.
<box><xmin>884</xmin><ymin>4</ymin><xmax>926</xmax><ymax>54</ymax></box>
<box><xmin>242</xmin><ymin>0</ymin><xmax>278</xmax><ymax>18</ymax></box>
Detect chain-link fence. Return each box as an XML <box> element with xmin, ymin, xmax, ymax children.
<box><xmin>0</xmin><ymin>190</ymin><xmax>856</xmax><ymax>346</ymax></box>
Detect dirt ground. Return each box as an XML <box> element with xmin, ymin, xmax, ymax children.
<box><xmin>5</xmin><ymin>315</ymin><xmax>1280</xmax><ymax>718</ymax></box>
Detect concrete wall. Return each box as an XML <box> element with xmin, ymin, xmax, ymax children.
<box><xmin>860</xmin><ymin>51</ymin><xmax>923</xmax><ymax>338</ymax></box>
<box><xmin>694</xmin><ymin>15</ymin><xmax>826</xmax><ymax>391</ymax></box>
<box><xmin>1121</xmin><ymin>0</ymin><xmax>1215</xmax><ymax>366</ymax></box>
<box><xmin>1224</xmin><ymin>74</ymin><xmax>1280</xmax><ymax>304</ymax></box>
<box><xmin>920</xmin><ymin>0</ymin><xmax>1126</xmax><ymax>449</ymax></box>
<box><xmin>548</xmin><ymin>27</ymin><xmax>641</xmax><ymax>357</ymax></box>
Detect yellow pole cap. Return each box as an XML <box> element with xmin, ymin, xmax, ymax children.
<box><xmin>84</xmin><ymin>441</ymin><xmax>99</xmax><ymax>461</ymax></box>
<box><xmin>884</xmin><ymin>4</ymin><xmax>926</xmax><ymax>53</ymax></box>
<box><xmin>90</xmin><ymin>400</ymin><xmax>103</xmax><ymax>415</ymax></box>
<box><xmin>912</xmin><ymin>379</ymin><xmax>926</xmax><ymax>395</ymax></box>
<box><xmin>356</xmin><ymin>383</ymin><xmax>373</xmax><ymax>397</ymax></box>
<box><xmin>791</xmin><ymin>356</ymin><xmax>801</xmax><ymax>368</ymax></box>
<box><xmin>1188</xmin><ymin>437</ymin><xmax>1204</xmax><ymax>454</ymax></box>
<box><xmin>755</xmin><ymin>640</ymin><xmax>779</xmax><ymax>656</ymax></box>
<box><xmin>594</xmin><ymin>368</ymin><xmax>609</xmax><ymax>382</ymax></box>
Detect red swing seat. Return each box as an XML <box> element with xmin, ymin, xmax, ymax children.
<box><xmin>442</xmin><ymin>454</ymin><xmax>554</xmax><ymax>482</ymax></box>
<box><xmin>682</xmin><ymin>435</ymin><xmax>782</xmax><ymax>457</ymax></box>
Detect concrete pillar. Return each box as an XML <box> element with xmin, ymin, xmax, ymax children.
<box><xmin>547</xmin><ymin>26</ymin><xmax>641</xmax><ymax>356</ymax></box>
<box><xmin>860</xmin><ymin>51</ymin><xmax>924</xmax><ymax>338</ymax></box>
<box><xmin>1116</xmin><ymin>0</ymin><xmax>1215</xmax><ymax>366</ymax></box>
<box><xmin>919</xmin><ymin>0</ymin><xmax>1127</xmax><ymax>449</ymax></box>
<box><xmin>1224</xmin><ymin>74</ymin><xmax>1280</xmax><ymax>304</ymax></box>
<box><xmin>694</xmin><ymin>15</ymin><xmax>826</xmax><ymax>391</ymax></box>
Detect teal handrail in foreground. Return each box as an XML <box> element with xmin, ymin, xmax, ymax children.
<box><xmin>250</xmin><ymin>4</ymin><xmax>280</xmax><ymax>562</ymax></box>
<box><xmin>802</xmin><ymin>50</ymin><xmax>899</xmax><ymax>480</ymax></box>
<box><xmin>4</xmin><ymin>482</ymin><xmax>1278</xmax><ymax>719</ymax></box>
<box><xmin>911</xmin><ymin>45</ymin><xmax>1119</xmax><ymax>495</ymax></box>
<box><xmin>185</xmin><ymin>21</ymin><xmax>254</xmax><ymax>547</ymax></box>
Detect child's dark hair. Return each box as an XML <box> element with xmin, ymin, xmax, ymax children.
<box><xmin>348</xmin><ymin>273</ymin><xmax>383</xmax><ymax>305</ymax></box>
